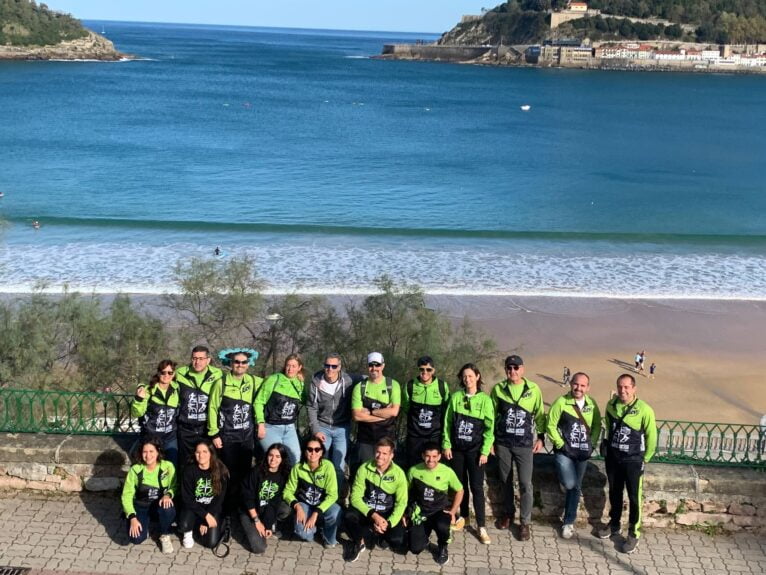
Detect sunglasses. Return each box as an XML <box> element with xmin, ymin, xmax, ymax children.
<box><xmin>506</xmin><ymin>365</ymin><xmax>521</xmax><ymax>371</ymax></box>
<box><xmin>324</xmin><ymin>364</ymin><xmax>340</xmax><ymax>370</ymax></box>
<box><xmin>368</xmin><ymin>362</ymin><xmax>382</xmax><ymax>368</ymax></box>
<box><xmin>191</xmin><ymin>356</ymin><xmax>208</xmax><ymax>362</ymax></box>
<box><xmin>419</xmin><ymin>367</ymin><xmax>434</xmax><ymax>373</ymax></box>
<box><xmin>305</xmin><ymin>446</ymin><xmax>322</xmax><ymax>453</ymax></box>
<box><xmin>232</xmin><ymin>359</ymin><xmax>249</xmax><ymax>365</ymax></box>
<box><xmin>159</xmin><ymin>370</ymin><xmax>175</xmax><ymax>375</ymax></box>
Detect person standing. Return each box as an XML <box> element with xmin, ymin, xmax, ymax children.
<box><xmin>562</xmin><ymin>366</ymin><xmax>571</xmax><ymax>386</ymax></box>
<box><xmin>598</xmin><ymin>373</ymin><xmax>657</xmax><ymax>554</ymax></box>
<box><xmin>283</xmin><ymin>437</ymin><xmax>341</xmax><ymax>548</ymax></box>
<box><xmin>546</xmin><ymin>372</ymin><xmax>601</xmax><ymax>539</ymax></box>
<box><xmin>649</xmin><ymin>363</ymin><xmax>656</xmax><ymax>379</ymax></box>
<box><xmin>256</xmin><ymin>353</ymin><xmax>305</xmax><ymax>465</ymax></box>
<box><xmin>490</xmin><ymin>355</ymin><xmax>546</xmax><ymax>541</ymax></box>
<box><xmin>307</xmin><ymin>353</ymin><xmax>361</xmax><ymax>494</ymax></box>
<box><xmin>401</xmin><ymin>356</ymin><xmax>450</xmax><ymax>469</ymax></box>
<box><xmin>442</xmin><ymin>363</ymin><xmax>494</xmax><ymax>544</ymax></box>
<box><xmin>345</xmin><ymin>437</ymin><xmax>408</xmax><ymax>562</ymax></box>
<box><xmin>407</xmin><ymin>442</ymin><xmax>464</xmax><ymax>566</ymax></box>
<box><xmin>131</xmin><ymin>359</ymin><xmax>180</xmax><ymax>466</ymax></box>
<box><xmin>178</xmin><ymin>440</ymin><xmax>228</xmax><ymax>549</ymax></box>
<box><xmin>174</xmin><ymin>346</ymin><xmax>222</xmax><ymax>472</ymax></box>
<box><xmin>351</xmin><ymin>352</ymin><xmax>401</xmax><ymax>469</ymax></box>
<box><xmin>208</xmin><ymin>348</ymin><xmax>262</xmax><ymax>513</ymax></box>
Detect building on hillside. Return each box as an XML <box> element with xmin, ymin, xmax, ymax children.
<box><xmin>568</xmin><ymin>1</ymin><xmax>588</xmax><ymax>11</ymax></box>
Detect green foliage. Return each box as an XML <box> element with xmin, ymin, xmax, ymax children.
<box><xmin>0</xmin><ymin>0</ymin><xmax>88</xmax><ymax>46</ymax></box>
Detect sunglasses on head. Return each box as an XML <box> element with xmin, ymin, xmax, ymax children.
<box><xmin>418</xmin><ymin>367</ymin><xmax>434</xmax><ymax>373</ymax></box>
<box><xmin>506</xmin><ymin>365</ymin><xmax>521</xmax><ymax>371</ymax></box>
<box><xmin>368</xmin><ymin>362</ymin><xmax>382</xmax><ymax>368</ymax></box>
<box><xmin>305</xmin><ymin>446</ymin><xmax>322</xmax><ymax>453</ymax></box>
<box><xmin>324</xmin><ymin>363</ymin><xmax>340</xmax><ymax>370</ymax></box>
<box><xmin>232</xmin><ymin>359</ymin><xmax>249</xmax><ymax>365</ymax></box>
<box><xmin>159</xmin><ymin>370</ymin><xmax>174</xmax><ymax>375</ymax></box>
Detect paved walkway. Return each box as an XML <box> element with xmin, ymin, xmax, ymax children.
<box><xmin>0</xmin><ymin>492</ymin><xmax>764</xmax><ymax>575</ymax></box>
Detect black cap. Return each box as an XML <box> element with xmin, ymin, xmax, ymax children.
<box><xmin>505</xmin><ymin>355</ymin><xmax>524</xmax><ymax>367</ymax></box>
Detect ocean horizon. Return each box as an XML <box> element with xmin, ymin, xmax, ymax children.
<box><xmin>1</xmin><ymin>22</ymin><xmax>764</xmax><ymax>299</ymax></box>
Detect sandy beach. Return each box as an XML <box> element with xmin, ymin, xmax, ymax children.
<box><xmin>425</xmin><ymin>296</ymin><xmax>766</xmax><ymax>425</ymax></box>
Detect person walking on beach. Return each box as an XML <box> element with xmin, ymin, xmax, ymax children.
<box><xmin>490</xmin><ymin>355</ymin><xmax>546</xmax><ymax>542</ymax></box>
<box><xmin>175</xmin><ymin>346</ymin><xmax>222</xmax><ymax>476</ymax></box>
<box><xmin>562</xmin><ymin>366</ymin><xmax>571</xmax><ymax>387</ymax></box>
<box><xmin>649</xmin><ymin>362</ymin><xmax>656</xmax><ymax>379</ymax></box>
<box><xmin>634</xmin><ymin>352</ymin><xmax>641</xmax><ymax>371</ymax></box>
<box><xmin>402</xmin><ymin>356</ymin><xmax>450</xmax><ymax>469</ymax></box>
<box><xmin>638</xmin><ymin>351</ymin><xmax>646</xmax><ymax>375</ymax></box>
<box><xmin>351</xmin><ymin>352</ymin><xmax>401</xmax><ymax>473</ymax></box>
<box><xmin>598</xmin><ymin>374</ymin><xmax>657</xmax><ymax>554</ymax></box>
<box><xmin>546</xmin><ymin>372</ymin><xmax>601</xmax><ymax>539</ymax></box>
<box><xmin>307</xmin><ymin>352</ymin><xmax>361</xmax><ymax>496</ymax></box>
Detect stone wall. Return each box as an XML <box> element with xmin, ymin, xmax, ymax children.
<box><xmin>1</xmin><ymin>433</ymin><xmax>764</xmax><ymax>532</ymax></box>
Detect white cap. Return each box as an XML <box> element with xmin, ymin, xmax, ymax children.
<box><xmin>367</xmin><ymin>352</ymin><xmax>384</xmax><ymax>364</ymax></box>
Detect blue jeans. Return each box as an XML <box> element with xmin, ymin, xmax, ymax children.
<box><xmin>128</xmin><ymin>502</ymin><xmax>176</xmax><ymax>544</ymax></box>
<box><xmin>260</xmin><ymin>423</ymin><xmax>301</xmax><ymax>466</ymax></box>
<box><xmin>555</xmin><ymin>452</ymin><xmax>588</xmax><ymax>525</ymax></box>
<box><xmin>318</xmin><ymin>424</ymin><xmax>350</xmax><ymax>493</ymax></box>
<box><xmin>292</xmin><ymin>502</ymin><xmax>341</xmax><ymax>545</ymax></box>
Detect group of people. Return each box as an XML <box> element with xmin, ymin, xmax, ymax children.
<box><xmin>122</xmin><ymin>345</ymin><xmax>657</xmax><ymax>562</ymax></box>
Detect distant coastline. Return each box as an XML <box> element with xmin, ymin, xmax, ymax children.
<box><xmin>0</xmin><ymin>30</ymin><xmax>131</xmax><ymax>61</ymax></box>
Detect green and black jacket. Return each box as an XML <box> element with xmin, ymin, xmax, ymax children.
<box><xmin>491</xmin><ymin>378</ymin><xmax>546</xmax><ymax>449</ymax></box>
<box><xmin>207</xmin><ymin>372</ymin><xmax>263</xmax><ymax>442</ymax></box>
<box><xmin>283</xmin><ymin>459</ymin><xmax>338</xmax><ymax>513</ymax></box>
<box><xmin>442</xmin><ymin>389</ymin><xmax>495</xmax><ymax>455</ymax></box>
<box><xmin>546</xmin><ymin>392</ymin><xmax>601</xmax><ymax>461</ymax></box>
<box><xmin>603</xmin><ymin>397</ymin><xmax>657</xmax><ymax>463</ymax></box>
<box><xmin>351</xmin><ymin>377</ymin><xmax>401</xmax><ymax>443</ymax></box>
<box><xmin>407</xmin><ymin>462</ymin><xmax>463</xmax><ymax>519</ymax></box>
<box><xmin>401</xmin><ymin>377</ymin><xmax>450</xmax><ymax>441</ymax></box>
<box><xmin>350</xmin><ymin>459</ymin><xmax>408</xmax><ymax>527</ymax></box>
<box><xmin>121</xmin><ymin>460</ymin><xmax>176</xmax><ymax>518</ymax></box>
<box><xmin>255</xmin><ymin>372</ymin><xmax>305</xmax><ymax>426</ymax></box>
<box><xmin>131</xmin><ymin>381</ymin><xmax>180</xmax><ymax>441</ymax></box>
<box><xmin>175</xmin><ymin>364</ymin><xmax>222</xmax><ymax>430</ymax></box>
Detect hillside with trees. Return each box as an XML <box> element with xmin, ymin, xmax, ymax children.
<box><xmin>0</xmin><ymin>0</ymin><xmax>87</xmax><ymax>46</ymax></box>
<box><xmin>439</xmin><ymin>0</ymin><xmax>766</xmax><ymax>45</ymax></box>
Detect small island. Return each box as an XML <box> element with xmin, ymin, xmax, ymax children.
<box><xmin>380</xmin><ymin>0</ymin><xmax>766</xmax><ymax>74</ymax></box>
<box><xmin>0</xmin><ymin>0</ymin><xmax>129</xmax><ymax>61</ymax></box>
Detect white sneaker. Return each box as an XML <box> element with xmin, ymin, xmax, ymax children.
<box><xmin>160</xmin><ymin>534</ymin><xmax>174</xmax><ymax>554</ymax></box>
<box><xmin>182</xmin><ymin>531</ymin><xmax>194</xmax><ymax>549</ymax></box>
<box><xmin>561</xmin><ymin>524</ymin><xmax>575</xmax><ymax>539</ymax></box>
<box><xmin>478</xmin><ymin>526</ymin><xmax>491</xmax><ymax>545</ymax></box>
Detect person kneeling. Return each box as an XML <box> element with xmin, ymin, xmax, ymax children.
<box><xmin>345</xmin><ymin>437</ymin><xmax>408</xmax><ymax>562</ymax></box>
<box><xmin>283</xmin><ymin>437</ymin><xmax>341</xmax><ymax>548</ymax></box>
<box><xmin>407</xmin><ymin>443</ymin><xmax>464</xmax><ymax>566</ymax></box>
<box><xmin>178</xmin><ymin>441</ymin><xmax>228</xmax><ymax>549</ymax></box>
<box><xmin>121</xmin><ymin>437</ymin><xmax>177</xmax><ymax>554</ymax></box>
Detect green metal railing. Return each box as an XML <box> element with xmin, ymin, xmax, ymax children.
<box><xmin>0</xmin><ymin>388</ymin><xmax>763</xmax><ymax>467</ymax></box>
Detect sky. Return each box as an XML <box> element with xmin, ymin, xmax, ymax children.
<box><xmin>49</xmin><ymin>1</ymin><xmax>495</xmax><ymax>33</ymax></box>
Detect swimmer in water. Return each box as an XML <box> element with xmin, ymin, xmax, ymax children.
<box><xmin>32</xmin><ymin>220</ymin><xmax>40</xmax><ymax>229</ymax></box>
<box><xmin>214</xmin><ymin>246</ymin><xmax>221</xmax><ymax>256</ymax></box>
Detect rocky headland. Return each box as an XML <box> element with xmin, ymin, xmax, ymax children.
<box><xmin>0</xmin><ymin>30</ymin><xmax>130</xmax><ymax>61</ymax></box>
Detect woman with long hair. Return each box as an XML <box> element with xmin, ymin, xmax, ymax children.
<box><xmin>131</xmin><ymin>359</ymin><xmax>180</xmax><ymax>465</ymax></box>
<box><xmin>442</xmin><ymin>363</ymin><xmax>495</xmax><ymax>545</ymax></box>
<box><xmin>255</xmin><ymin>353</ymin><xmax>305</xmax><ymax>465</ymax></box>
<box><xmin>282</xmin><ymin>437</ymin><xmax>341</xmax><ymax>548</ymax></box>
<box><xmin>178</xmin><ymin>440</ymin><xmax>229</xmax><ymax>549</ymax></box>
<box><xmin>121</xmin><ymin>437</ymin><xmax>177</xmax><ymax>554</ymax></box>
<box><xmin>240</xmin><ymin>442</ymin><xmax>292</xmax><ymax>554</ymax></box>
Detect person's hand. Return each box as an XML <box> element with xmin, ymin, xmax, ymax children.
<box><xmin>257</xmin><ymin>423</ymin><xmax>266</xmax><ymax>440</ymax></box>
<box><xmin>304</xmin><ymin>511</ymin><xmax>319</xmax><ymax>531</ymax></box>
<box><xmin>200</xmin><ymin>524</ymin><xmax>208</xmax><ymax>535</ymax></box>
<box><xmin>128</xmin><ymin>517</ymin><xmax>142</xmax><ymax>538</ymax></box>
<box><xmin>532</xmin><ymin>438</ymin><xmax>544</xmax><ymax>454</ymax></box>
<box><xmin>159</xmin><ymin>495</ymin><xmax>174</xmax><ymax>509</ymax></box>
<box><xmin>372</xmin><ymin>513</ymin><xmax>388</xmax><ymax>534</ymax></box>
<box><xmin>443</xmin><ymin>448</ymin><xmax>453</xmax><ymax>460</ymax></box>
<box><xmin>490</xmin><ymin>445</ymin><xmax>496</xmax><ymax>456</ymax></box>
<box><xmin>443</xmin><ymin>509</ymin><xmax>456</xmax><ymax>524</ymax></box>
<box><xmin>212</xmin><ymin>437</ymin><xmax>223</xmax><ymax>449</ymax></box>
<box><xmin>136</xmin><ymin>386</ymin><xmax>147</xmax><ymax>400</ymax></box>
<box><xmin>255</xmin><ymin>520</ymin><xmax>268</xmax><ymax>537</ymax></box>
<box><xmin>478</xmin><ymin>454</ymin><xmax>488</xmax><ymax>466</ymax></box>
<box><xmin>205</xmin><ymin>513</ymin><xmax>217</xmax><ymax>529</ymax></box>
<box><xmin>294</xmin><ymin>504</ymin><xmax>306</xmax><ymax>527</ymax></box>
<box><xmin>315</xmin><ymin>432</ymin><xmax>327</xmax><ymax>443</ymax></box>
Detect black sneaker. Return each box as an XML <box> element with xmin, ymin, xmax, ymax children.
<box><xmin>345</xmin><ymin>542</ymin><xmax>366</xmax><ymax>563</ymax></box>
<box><xmin>622</xmin><ymin>535</ymin><xmax>639</xmax><ymax>554</ymax></box>
<box><xmin>436</xmin><ymin>545</ymin><xmax>449</xmax><ymax>566</ymax></box>
<box><xmin>596</xmin><ymin>524</ymin><xmax>620</xmax><ymax>539</ymax></box>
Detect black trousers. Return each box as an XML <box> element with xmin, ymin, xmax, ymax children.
<box><xmin>239</xmin><ymin>500</ymin><xmax>291</xmax><ymax>554</ymax></box>
<box><xmin>605</xmin><ymin>455</ymin><xmax>645</xmax><ymax>537</ymax></box>
<box><xmin>344</xmin><ymin>507</ymin><xmax>406</xmax><ymax>551</ymax></box>
<box><xmin>177</xmin><ymin>507</ymin><xmax>223</xmax><ymax>548</ymax></box>
<box><xmin>405</xmin><ymin>435</ymin><xmax>440</xmax><ymax>470</ymax></box>
<box><xmin>448</xmin><ymin>448</ymin><xmax>485</xmax><ymax>527</ymax></box>
<box><xmin>220</xmin><ymin>439</ymin><xmax>254</xmax><ymax>514</ymax></box>
<box><xmin>409</xmin><ymin>511</ymin><xmax>451</xmax><ymax>553</ymax></box>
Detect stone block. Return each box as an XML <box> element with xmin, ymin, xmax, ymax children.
<box><xmin>84</xmin><ymin>477</ymin><xmax>121</xmax><ymax>491</ymax></box>
<box><xmin>644</xmin><ymin>500</ymin><xmax>662</xmax><ymax>514</ymax></box>
<box><xmin>731</xmin><ymin>515</ymin><xmax>761</xmax><ymax>527</ymax></box>
<box><xmin>26</xmin><ymin>480</ymin><xmax>57</xmax><ymax>491</ymax></box>
<box><xmin>0</xmin><ymin>475</ymin><xmax>28</xmax><ymax>489</ymax></box>
<box><xmin>728</xmin><ymin>502</ymin><xmax>756</xmax><ymax>516</ymax></box>
<box><xmin>701</xmin><ymin>501</ymin><xmax>726</xmax><ymax>513</ymax></box>
<box><xmin>642</xmin><ymin>516</ymin><xmax>674</xmax><ymax>528</ymax></box>
<box><xmin>4</xmin><ymin>462</ymin><xmax>49</xmax><ymax>481</ymax></box>
<box><xmin>59</xmin><ymin>475</ymin><xmax>83</xmax><ymax>493</ymax></box>
<box><xmin>675</xmin><ymin>512</ymin><xmax>731</xmax><ymax>526</ymax></box>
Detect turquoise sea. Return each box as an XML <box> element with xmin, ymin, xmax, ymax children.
<box><xmin>1</xmin><ymin>21</ymin><xmax>765</xmax><ymax>298</ymax></box>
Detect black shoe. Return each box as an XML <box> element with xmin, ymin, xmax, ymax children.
<box><xmin>436</xmin><ymin>545</ymin><xmax>449</xmax><ymax>565</ymax></box>
<box><xmin>378</xmin><ymin>538</ymin><xmax>389</xmax><ymax>550</ymax></box>
<box><xmin>345</xmin><ymin>542</ymin><xmax>365</xmax><ymax>563</ymax></box>
<box><xmin>596</xmin><ymin>524</ymin><xmax>620</xmax><ymax>539</ymax></box>
<box><xmin>622</xmin><ymin>535</ymin><xmax>639</xmax><ymax>554</ymax></box>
